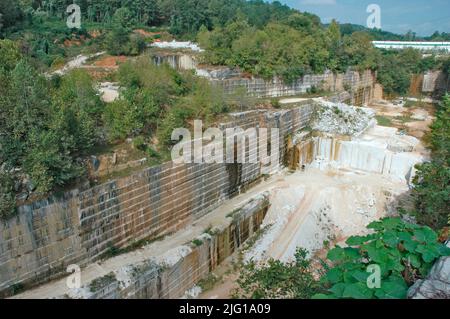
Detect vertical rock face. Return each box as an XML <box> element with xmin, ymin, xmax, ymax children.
<box><xmin>422</xmin><ymin>70</ymin><xmax>441</xmax><ymax>93</ymax></box>
<box><xmin>17</xmin><ymin>194</ymin><xmax>270</xmax><ymax>299</ymax></box>
<box><xmin>211</xmin><ymin>69</ymin><xmax>374</xmax><ymax>102</ymax></box>
<box><xmin>422</xmin><ymin>70</ymin><xmax>450</xmax><ymax>97</ymax></box>
<box><xmin>150</xmin><ymin>51</ymin><xmax>375</xmax><ymax>103</ymax></box>
<box><xmin>308</xmin><ymin>134</ymin><xmax>423</xmax><ymax>183</ymax></box>
<box><xmin>408</xmin><ymin>242</ymin><xmax>450</xmax><ymax>299</ymax></box>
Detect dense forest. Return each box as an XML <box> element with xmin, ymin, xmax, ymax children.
<box><xmin>1</xmin><ymin>1</ymin><xmax>448</xmax><ymax>87</ymax></box>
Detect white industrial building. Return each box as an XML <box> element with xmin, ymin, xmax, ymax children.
<box><xmin>372</xmin><ymin>41</ymin><xmax>450</xmax><ymax>52</ymax></box>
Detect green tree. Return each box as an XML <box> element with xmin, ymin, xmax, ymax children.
<box><xmin>0</xmin><ymin>0</ymin><xmax>23</xmax><ymax>30</ymax></box>
<box><xmin>412</xmin><ymin>95</ymin><xmax>450</xmax><ymax>229</ymax></box>
<box><xmin>0</xmin><ymin>171</ymin><xmax>16</xmax><ymax>220</ymax></box>
<box><xmin>0</xmin><ymin>60</ymin><xmax>49</xmax><ymax>167</ymax></box>
<box><xmin>24</xmin><ymin>129</ymin><xmax>84</xmax><ymax>193</ymax></box>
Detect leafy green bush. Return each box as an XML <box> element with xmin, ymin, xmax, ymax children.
<box><xmin>233</xmin><ymin>248</ymin><xmax>320</xmax><ymax>299</ymax></box>
<box><xmin>314</xmin><ymin>218</ymin><xmax>450</xmax><ymax>299</ymax></box>
<box><xmin>412</xmin><ymin>95</ymin><xmax>450</xmax><ymax>229</ymax></box>
<box><xmin>0</xmin><ymin>171</ymin><xmax>17</xmax><ymax>220</ymax></box>
<box><xmin>146</xmin><ymin>147</ymin><xmax>161</xmax><ymax>159</ymax></box>
<box><xmin>157</xmin><ymin>106</ymin><xmax>194</xmax><ymax>147</ymax></box>
<box><xmin>105</xmin><ymin>28</ymin><xmax>145</xmax><ymax>56</ymax></box>
<box><xmin>271</xmin><ymin>98</ymin><xmax>281</xmax><ymax>109</ymax></box>
<box><xmin>89</xmin><ymin>273</ymin><xmax>117</xmax><ymax>293</ymax></box>
<box><xmin>132</xmin><ymin>136</ymin><xmax>147</xmax><ymax>151</ymax></box>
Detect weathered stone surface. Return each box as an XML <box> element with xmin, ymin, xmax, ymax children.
<box><xmin>408</xmin><ymin>243</ymin><xmax>450</xmax><ymax>299</ymax></box>
<box><xmin>56</xmin><ymin>194</ymin><xmax>269</xmax><ymax>299</ymax></box>
<box><xmin>211</xmin><ymin>69</ymin><xmax>375</xmax><ymax>103</ymax></box>
<box><xmin>151</xmin><ymin>51</ymin><xmax>375</xmax><ymax>102</ymax></box>
<box><xmin>311</xmin><ymin>99</ymin><xmax>376</xmax><ymax>137</ymax></box>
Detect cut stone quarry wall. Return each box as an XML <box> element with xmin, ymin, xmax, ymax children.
<box><xmin>0</xmin><ymin>104</ymin><xmax>314</xmax><ymax>296</ymax></box>
<box><xmin>211</xmin><ymin>69</ymin><xmax>375</xmax><ymax>104</ymax></box>
<box><xmin>286</xmin><ymin>126</ymin><xmax>424</xmax><ymax>184</ymax></box>
<box><xmin>152</xmin><ymin>54</ymin><xmax>198</xmax><ymax>72</ymax></box>
<box><xmin>59</xmin><ymin>195</ymin><xmax>269</xmax><ymax>299</ymax></box>
<box><xmin>150</xmin><ymin>52</ymin><xmax>375</xmax><ymax>104</ymax></box>
<box><xmin>422</xmin><ymin>70</ymin><xmax>450</xmax><ymax>97</ymax></box>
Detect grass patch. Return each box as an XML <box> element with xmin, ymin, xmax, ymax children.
<box><xmin>375</xmin><ymin>115</ymin><xmax>394</xmax><ymax>127</ymax></box>
<box><xmin>395</xmin><ymin>115</ymin><xmax>415</xmax><ymax>123</ymax></box>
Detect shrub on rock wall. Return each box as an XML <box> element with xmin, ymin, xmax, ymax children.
<box><xmin>0</xmin><ymin>171</ymin><xmax>16</xmax><ymax>220</ymax></box>
<box><xmin>233</xmin><ymin>248</ymin><xmax>321</xmax><ymax>299</ymax></box>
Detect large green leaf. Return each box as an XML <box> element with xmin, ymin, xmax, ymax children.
<box><xmin>407</xmin><ymin>253</ymin><xmax>422</xmax><ymax>268</ymax></box>
<box><xmin>367</xmin><ymin>220</ymin><xmax>383</xmax><ymax>231</ymax></box>
<box><xmin>416</xmin><ymin>244</ymin><xmax>440</xmax><ymax>263</ymax></box>
<box><xmin>437</xmin><ymin>244</ymin><xmax>450</xmax><ymax>256</ymax></box>
<box><xmin>327</xmin><ymin>246</ymin><xmax>346</xmax><ymax>262</ymax></box>
<box><xmin>346</xmin><ymin>234</ymin><xmax>378</xmax><ymax>246</ymax></box>
<box><xmin>342</xmin><ymin>282</ymin><xmax>374</xmax><ymax>299</ymax></box>
<box><xmin>329</xmin><ymin>283</ymin><xmax>347</xmax><ymax>297</ymax></box>
<box><xmin>402</xmin><ymin>236</ymin><xmax>418</xmax><ymax>253</ymax></box>
<box><xmin>346</xmin><ymin>235</ymin><xmax>368</xmax><ymax>246</ymax></box>
<box><xmin>398</xmin><ymin>231</ymin><xmax>413</xmax><ymax>242</ymax></box>
<box><xmin>383</xmin><ymin>231</ymin><xmax>400</xmax><ymax>248</ymax></box>
<box><xmin>375</xmin><ymin>276</ymin><xmax>408</xmax><ymax>299</ymax></box>
<box><xmin>364</xmin><ymin>242</ymin><xmax>389</xmax><ymax>265</ymax></box>
<box><xmin>351</xmin><ymin>270</ymin><xmax>370</xmax><ymax>282</ymax></box>
<box><xmin>380</xmin><ymin>217</ymin><xmax>403</xmax><ymax>230</ymax></box>
<box><xmin>413</xmin><ymin>227</ymin><xmax>438</xmax><ymax>243</ymax></box>
<box><xmin>325</xmin><ymin>267</ymin><xmax>343</xmax><ymax>284</ymax></box>
<box><xmin>343</xmin><ymin>247</ymin><xmax>361</xmax><ymax>260</ymax></box>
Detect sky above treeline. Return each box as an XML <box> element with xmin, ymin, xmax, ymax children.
<box><xmin>278</xmin><ymin>0</ymin><xmax>450</xmax><ymax>36</ymax></box>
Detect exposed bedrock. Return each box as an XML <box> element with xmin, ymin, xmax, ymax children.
<box><xmin>408</xmin><ymin>242</ymin><xmax>450</xmax><ymax>299</ymax></box>
<box><xmin>12</xmin><ymin>194</ymin><xmax>269</xmax><ymax>299</ymax></box>
<box><xmin>150</xmin><ymin>51</ymin><xmax>375</xmax><ymax>103</ymax></box>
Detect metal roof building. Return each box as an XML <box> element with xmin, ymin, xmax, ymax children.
<box><xmin>372</xmin><ymin>41</ymin><xmax>450</xmax><ymax>52</ymax></box>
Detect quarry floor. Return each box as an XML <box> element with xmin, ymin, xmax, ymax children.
<box><xmin>370</xmin><ymin>99</ymin><xmax>435</xmax><ymax>141</ymax></box>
